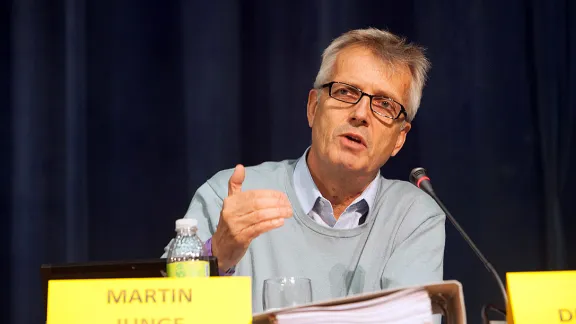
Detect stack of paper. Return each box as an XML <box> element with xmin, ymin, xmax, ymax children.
<box><xmin>271</xmin><ymin>288</ymin><xmax>433</xmax><ymax>324</ymax></box>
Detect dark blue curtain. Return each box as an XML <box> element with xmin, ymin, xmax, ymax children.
<box><xmin>3</xmin><ymin>1</ymin><xmax>575</xmax><ymax>323</ymax></box>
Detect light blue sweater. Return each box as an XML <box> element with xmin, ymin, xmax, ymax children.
<box><xmin>163</xmin><ymin>158</ymin><xmax>446</xmax><ymax>313</ymax></box>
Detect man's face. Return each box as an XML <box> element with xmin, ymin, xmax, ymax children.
<box><xmin>307</xmin><ymin>45</ymin><xmax>412</xmax><ymax>175</ymax></box>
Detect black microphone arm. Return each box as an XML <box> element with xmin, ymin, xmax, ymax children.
<box><xmin>409</xmin><ymin>167</ymin><xmax>509</xmax><ymax>310</ymax></box>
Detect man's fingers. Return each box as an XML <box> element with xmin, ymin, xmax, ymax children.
<box><xmin>239</xmin><ymin>207</ymin><xmax>292</xmax><ymax>224</ymax></box>
<box><xmin>249</xmin><ymin>196</ymin><xmax>291</xmax><ymax>212</ymax></box>
<box><xmin>239</xmin><ymin>218</ymin><xmax>285</xmax><ymax>242</ymax></box>
<box><xmin>225</xmin><ymin>190</ymin><xmax>289</xmax><ymax>213</ymax></box>
<box><xmin>224</xmin><ymin>192</ymin><xmax>291</xmax><ymax>217</ymax></box>
<box><xmin>244</xmin><ymin>189</ymin><xmax>289</xmax><ymax>201</ymax></box>
<box><xmin>228</xmin><ymin>164</ymin><xmax>245</xmax><ymax>196</ymax></box>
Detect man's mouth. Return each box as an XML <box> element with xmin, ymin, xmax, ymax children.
<box><xmin>345</xmin><ymin>135</ymin><xmax>362</xmax><ymax>143</ymax></box>
<box><xmin>341</xmin><ymin>133</ymin><xmax>366</xmax><ymax>147</ymax></box>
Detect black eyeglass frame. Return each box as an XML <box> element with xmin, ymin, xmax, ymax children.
<box><xmin>321</xmin><ymin>81</ymin><xmax>408</xmax><ymax>121</ymax></box>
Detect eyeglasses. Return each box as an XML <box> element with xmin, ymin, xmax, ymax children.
<box><xmin>321</xmin><ymin>81</ymin><xmax>408</xmax><ymax>121</ymax></box>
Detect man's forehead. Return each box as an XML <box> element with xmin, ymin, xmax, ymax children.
<box><xmin>332</xmin><ymin>46</ymin><xmax>412</xmax><ymax>101</ymax></box>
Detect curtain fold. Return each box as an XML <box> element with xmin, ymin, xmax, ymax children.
<box><xmin>64</xmin><ymin>0</ymin><xmax>89</xmax><ymax>263</ymax></box>
<box><xmin>12</xmin><ymin>1</ymin><xmax>49</xmax><ymax>323</ymax></box>
<box><xmin>527</xmin><ymin>0</ymin><xmax>573</xmax><ymax>270</ymax></box>
<box><xmin>180</xmin><ymin>0</ymin><xmax>242</xmax><ymax>191</ymax></box>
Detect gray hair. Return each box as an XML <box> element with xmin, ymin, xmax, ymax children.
<box><xmin>313</xmin><ymin>28</ymin><xmax>431</xmax><ymax>122</ymax></box>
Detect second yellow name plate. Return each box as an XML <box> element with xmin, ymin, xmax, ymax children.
<box><xmin>507</xmin><ymin>270</ymin><xmax>576</xmax><ymax>324</ymax></box>
<box><xmin>46</xmin><ymin>277</ymin><xmax>252</xmax><ymax>324</ymax></box>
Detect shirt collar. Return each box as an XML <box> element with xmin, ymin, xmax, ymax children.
<box><xmin>293</xmin><ymin>147</ymin><xmax>380</xmax><ymax>215</ymax></box>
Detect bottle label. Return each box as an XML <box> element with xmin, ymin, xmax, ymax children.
<box><xmin>167</xmin><ymin>260</ymin><xmax>210</xmax><ymax>277</ymax></box>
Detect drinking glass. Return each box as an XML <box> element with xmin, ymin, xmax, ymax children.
<box><xmin>262</xmin><ymin>277</ymin><xmax>312</xmax><ymax>311</ymax></box>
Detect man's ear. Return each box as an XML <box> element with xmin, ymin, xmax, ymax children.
<box><xmin>391</xmin><ymin>122</ymin><xmax>411</xmax><ymax>156</ymax></box>
<box><xmin>307</xmin><ymin>89</ymin><xmax>319</xmax><ymax>128</ymax></box>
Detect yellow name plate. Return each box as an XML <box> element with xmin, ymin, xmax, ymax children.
<box><xmin>47</xmin><ymin>277</ymin><xmax>252</xmax><ymax>324</ymax></box>
<box><xmin>506</xmin><ymin>271</ymin><xmax>576</xmax><ymax>323</ymax></box>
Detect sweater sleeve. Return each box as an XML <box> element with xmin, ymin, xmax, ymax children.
<box><xmin>381</xmin><ymin>195</ymin><xmax>446</xmax><ymax>289</ymax></box>
<box><xmin>161</xmin><ymin>181</ymin><xmax>224</xmax><ymax>258</ymax></box>
<box><xmin>381</xmin><ymin>196</ymin><xmax>445</xmax><ymax>324</ymax></box>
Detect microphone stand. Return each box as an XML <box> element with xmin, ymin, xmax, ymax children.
<box><xmin>431</xmin><ymin>195</ymin><xmax>509</xmax><ymax>309</ymax></box>
<box><xmin>410</xmin><ymin>168</ymin><xmax>508</xmax><ymax>324</ymax></box>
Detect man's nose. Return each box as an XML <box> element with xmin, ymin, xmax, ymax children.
<box><xmin>350</xmin><ymin>95</ymin><xmax>371</xmax><ymax>125</ymax></box>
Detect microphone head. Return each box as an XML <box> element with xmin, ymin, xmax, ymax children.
<box><xmin>409</xmin><ymin>167</ymin><xmax>435</xmax><ymax>195</ymax></box>
<box><xmin>409</xmin><ymin>167</ymin><xmax>428</xmax><ymax>185</ymax></box>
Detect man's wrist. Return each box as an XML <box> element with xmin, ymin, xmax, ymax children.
<box><xmin>205</xmin><ymin>237</ymin><xmax>235</xmax><ymax>276</ymax></box>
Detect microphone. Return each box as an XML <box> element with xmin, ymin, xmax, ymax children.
<box><xmin>409</xmin><ymin>167</ymin><xmax>509</xmax><ymax>312</ymax></box>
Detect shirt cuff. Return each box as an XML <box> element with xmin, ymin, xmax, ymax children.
<box><xmin>205</xmin><ymin>237</ymin><xmax>235</xmax><ymax>276</ymax></box>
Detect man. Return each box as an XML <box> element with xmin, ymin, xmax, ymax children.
<box><xmin>163</xmin><ymin>28</ymin><xmax>445</xmax><ymax>314</ymax></box>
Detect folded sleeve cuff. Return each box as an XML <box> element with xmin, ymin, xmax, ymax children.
<box><xmin>205</xmin><ymin>237</ymin><xmax>235</xmax><ymax>276</ymax></box>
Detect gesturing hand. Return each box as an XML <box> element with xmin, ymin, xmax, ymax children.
<box><xmin>211</xmin><ymin>164</ymin><xmax>293</xmax><ymax>271</ymax></box>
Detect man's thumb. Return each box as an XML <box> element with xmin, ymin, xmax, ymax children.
<box><xmin>228</xmin><ymin>164</ymin><xmax>245</xmax><ymax>196</ymax></box>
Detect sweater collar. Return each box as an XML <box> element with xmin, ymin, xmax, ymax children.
<box><xmin>292</xmin><ymin>147</ymin><xmax>380</xmax><ymax>215</ymax></box>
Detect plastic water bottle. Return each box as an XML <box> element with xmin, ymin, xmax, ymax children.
<box><xmin>166</xmin><ymin>218</ymin><xmax>210</xmax><ymax>277</ymax></box>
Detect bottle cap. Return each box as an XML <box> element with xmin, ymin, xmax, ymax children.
<box><xmin>175</xmin><ymin>218</ymin><xmax>198</xmax><ymax>230</ymax></box>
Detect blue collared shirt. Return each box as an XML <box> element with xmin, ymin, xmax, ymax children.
<box><xmin>292</xmin><ymin>148</ymin><xmax>380</xmax><ymax>229</ymax></box>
